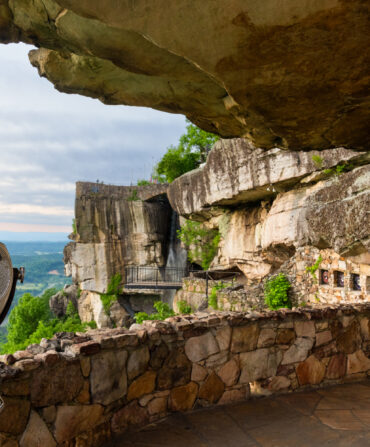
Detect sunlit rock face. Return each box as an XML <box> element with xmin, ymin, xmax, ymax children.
<box><xmin>167</xmin><ymin>139</ymin><xmax>369</xmax><ymax>277</ymax></box>
<box><xmin>167</xmin><ymin>139</ymin><xmax>368</xmax><ymax>219</ymax></box>
<box><xmin>64</xmin><ymin>182</ymin><xmax>171</xmax><ymax>294</ymax></box>
<box><xmin>1</xmin><ymin>0</ymin><xmax>369</xmax><ymax>149</ymax></box>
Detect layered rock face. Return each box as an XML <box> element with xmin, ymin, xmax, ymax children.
<box><xmin>65</xmin><ymin>182</ymin><xmax>171</xmax><ymax>293</ymax></box>
<box><xmin>63</xmin><ymin>182</ymin><xmax>174</xmax><ymax>327</ymax></box>
<box><xmin>1</xmin><ymin>1</ymin><xmax>369</xmax><ymax>149</ymax></box>
<box><xmin>168</xmin><ymin>139</ymin><xmax>370</xmax><ymax>280</ymax></box>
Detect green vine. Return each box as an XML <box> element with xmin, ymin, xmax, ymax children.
<box><xmin>177</xmin><ymin>220</ymin><xmax>220</xmax><ymax>270</ymax></box>
<box><xmin>305</xmin><ymin>255</ymin><xmax>323</xmax><ymax>283</ymax></box>
<box><xmin>208</xmin><ymin>281</ymin><xmax>230</xmax><ymax>310</ymax></box>
<box><xmin>264</xmin><ymin>273</ymin><xmax>292</xmax><ymax>310</ymax></box>
<box><xmin>127</xmin><ymin>189</ymin><xmax>140</xmax><ymax>201</ymax></box>
<box><xmin>100</xmin><ymin>273</ymin><xmax>123</xmax><ymax>315</ymax></box>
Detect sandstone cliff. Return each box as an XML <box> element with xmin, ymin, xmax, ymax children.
<box><xmin>64</xmin><ymin>182</ymin><xmax>177</xmax><ymax>328</ymax></box>
<box><xmin>1</xmin><ymin>0</ymin><xmax>369</xmax><ymax>149</ymax></box>
<box><xmin>64</xmin><ymin>182</ymin><xmax>171</xmax><ymax>293</ymax></box>
<box><xmin>168</xmin><ymin>139</ymin><xmax>369</xmax><ymax>280</ymax></box>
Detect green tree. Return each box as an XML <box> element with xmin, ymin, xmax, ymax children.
<box><xmin>3</xmin><ymin>292</ymin><xmax>51</xmax><ymax>351</ymax></box>
<box><xmin>153</xmin><ymin>120</ymin><xmax>219</xmax><ymax>183</ymax></box>
<box><xmin>0</xmin><ymin>289</ymin><xmax>95</xmax><ymax>354</ymax></box>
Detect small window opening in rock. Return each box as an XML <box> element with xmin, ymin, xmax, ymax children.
<box><xmin>350</xmin><ymin>273</ymin><xmax>361</xmax><ymax>291</ymax></box>
<box><xmin>334</xmin><ymin>271</ymin><xmax>344</xmax><ymax>288</ymax></box>
<box><xmin>320</xmin><ymin>269</ymin><xmax>329</xmax><ymax>285</ymax></box>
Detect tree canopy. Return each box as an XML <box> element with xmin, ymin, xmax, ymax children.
<box><xmin>153</xmin><ymin>120</ymin><xmax>219</xmax><ymax>183</ymax></box>
<box><xmin>0</xmin><ymin>289</ymin><xmax>95</xmax><ymax>354</ymax></box>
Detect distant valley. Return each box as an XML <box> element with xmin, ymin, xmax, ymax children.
<box><xmin>1</xmin><ymin>241</ymin><xmax>71</xmax><ymax>326</ymax></box>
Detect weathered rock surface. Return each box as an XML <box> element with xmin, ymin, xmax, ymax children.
<box><xmin>64</xmin><ymin>182</ymin><xmax>171</xmax><ymax>294</ymax></box>
<box><xmin>167</xmin><ymin>139</ymin><xmax>369</xmax><ymax>280</ymax></box>
<box><xmin>1</xmin><ymin>1</ymin><xmax>369</xmax><ymax>149</ymax></box>
<box><xmin>49</xmin><ymin>285</ymin><xmax>78</xmax><ymax>318</ymax></box>
<box><xmin>90</xmin><ymin>350</ymin><xmax>128</xmax><ymax>405</ymax></box>
<box><xmin>53</xmin><ymin>404</ymin><xmax>104</xmax><ymax>443</ymax></box>
<box><xmin>20</xmin><ymin>410</ymin><xmax>56</xmax><ymax>447</ymax></box>
<box><xmin>168</xmin><ymin>139</ymin><xmax>367</xmax><ymax>218</ymax></box>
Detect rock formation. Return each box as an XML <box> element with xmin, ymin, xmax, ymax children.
<box><xmin>168</xmin><ymin>139</ymin><xmax>369</xmax><ymax>279</ymax></box>
<box><xmin>64</xmin><ymin>182</ymin><xmax>178</xmax><ymax>327</ymax></box>
<box><xmin>64</xmin><ymin>182</ymin><xmax>171</xmax><ymax>293</ymax></box>
<box><xmin>65</xmin><ymin>139</ymin><xmax>369</xmax><ymax>321</ymax></box>
<box><xmin>1</xmin><ymin>0</ymin><xmax>369</xmax><ymax>150</ymax></box>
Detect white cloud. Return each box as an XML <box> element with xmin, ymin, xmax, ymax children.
<box><xmin>0</xmin><ymin>43</ymin><xmax>186</xmax><ymax>234</ymax></box>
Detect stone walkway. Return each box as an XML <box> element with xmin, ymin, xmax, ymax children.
<box><xmin>107</xmin><ymin>381</ymin><xmax>370</xmax><ymax>447</ymax></box>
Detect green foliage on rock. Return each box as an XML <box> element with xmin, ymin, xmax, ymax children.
<box><xmin>305</xmin><ymin>255</ymin><xmax>323</xmax><ymax>282</ymax></box>
<box><xmin>0</xmin><ymin>289</ymin><xmax>92</xmax><ymax>354</ymax></box>
<box><xmin>127</xmin><ymin>189</ymin><xmax>140</xmax><ymax>201</ymax></box>
<box><xmin>264</xmin><ymin>273</ymin><xmax>292</xmax><ymax>310</ymax></box>
<box><xmin>177</xmin><ymin>300</ymin><xmax>192</xmax><ymax>314</ymax></box>
<box><xmin>100</xmin><ymin>273</ymin><xmax>123</xmax><ymax>316</ymax></box>
<box><xmin>72</xmin><ymin>218</ymin><xmax>77</xmax><ymax>235</ymax></box>
<box><xmin>134</xmin><ymin>301</ymin><xmax>175</xmax><ymax>324</ymax></box>
<box><xmin>311</xmin><ymin>155</ymin><xmax>323</xmax><ymax>168</ymax></box>
<box><xmin>177</xmin><ymin>220</ymin><xmax>220</xmax><ymax>270</ymax></box>
<box><xmin>323</xmin><ymin>164</ymin><xmax>348</xmax><ymax>177</ymax></box>
<box><xmin>153</xmin><ymin>120</ymin><xmax>219</xmax><ymax>183</ymax></box>
<box><xmin>208</xmin><ymin>281</ymin><xmax>230</xmax><ymax>310</ymax></box>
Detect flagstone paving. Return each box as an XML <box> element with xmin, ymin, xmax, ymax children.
<box><xmin>107</xmin><ymin>381</ymin><xmax>370</xmax><ymax>446</ymax></box>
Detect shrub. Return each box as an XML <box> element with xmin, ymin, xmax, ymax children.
<box><xmin>137</xmin><ymin>179</ymin><xmax>150</xmax><ymax>186</ymax></box>
<box><xmin>134</xmin><ymin>301</ymin><xmax>175</xmax><ymax>324</ymax></box>
<box><xmin>177</xmin><ymin>300</ymin><xmax>192</xmax><ymax>314</ymax></box>
<box><xmin>264</xmin><ymin>273</ymin><xmax>292</xmax><ymax>310</ymax></box>
<box><xmin>72</xmin><ymin>218</ymin><xmax>77</xmax><ymax>235</ymax></box>
<box><xmin>177</xmin><ymin>220</ymin><xmax>220</xmax><ymax>270</ymax></box>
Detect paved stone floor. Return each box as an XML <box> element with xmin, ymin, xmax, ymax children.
<box><xmin>108</xmin><ymin>381</ymin><xmax>370</xmax><ymax>447</ymax></box>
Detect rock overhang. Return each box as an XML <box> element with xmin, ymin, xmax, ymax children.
<box><xmin>0</xmin><ymin>0</ymin><xmax>369</xmax><ymax>150</ymax></box>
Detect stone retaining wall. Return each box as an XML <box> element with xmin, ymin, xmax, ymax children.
<box><xmin>1</xmin><ymin>305</ymin><xmax>370</xmax><ymax>446</ymax></box>
<box><xmin>175</xmin><ymin>247</ymin><xmax>370</xmax><ymax>313</ymax></box>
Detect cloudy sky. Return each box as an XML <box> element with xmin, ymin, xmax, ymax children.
<box><xmin>0</xmin><ymin>43</ymin><xmax>186</xmax><ymax>241</ymax></box>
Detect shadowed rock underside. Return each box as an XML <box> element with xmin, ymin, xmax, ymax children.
<box><xmin>0</xmin><ymin>0</ymin><xmax>369</xmax><ymax>149</ymax></box>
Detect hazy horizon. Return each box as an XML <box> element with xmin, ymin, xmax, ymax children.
<box><xmin>0</xmin><ymin>231</ymin><xmax>70</xmax><ymax>242</ymax></box>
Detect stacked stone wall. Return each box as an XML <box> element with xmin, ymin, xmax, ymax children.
<box><xmin>1</xmin><ymin>305</ymin><xmax>370</xmax><ymax>446</ymax></box>
<box><xmin>176</xmin><ymin>246</ymin><xmax>370</xmax><ymax>313</ymax></box>
<box><xmin>284</xmin><ymin>247</ymin><xmax>369</xmax><ymax>306</ymax></box>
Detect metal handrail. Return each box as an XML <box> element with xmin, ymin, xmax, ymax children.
<box><xmin>124</xmin><ymin>266</ymin><xmax>189</xmax><ymax>287</ymax></box>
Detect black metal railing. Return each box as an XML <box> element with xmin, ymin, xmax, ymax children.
<box><xmin>124</xmin><ymin>266</ymin><xmax>189</xmax><ymax>289</ymax></box>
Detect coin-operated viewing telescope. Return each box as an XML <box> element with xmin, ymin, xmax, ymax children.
<box><xmin>0</xmin><ymin>243</ymin><xmax>25</xmax><ymax>325</ymax></box>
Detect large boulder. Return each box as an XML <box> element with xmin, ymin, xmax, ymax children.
<box><xmin>1</xmin><ymin>1</ymin><xmax>369</xmax><ymax>149</ymax></box>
